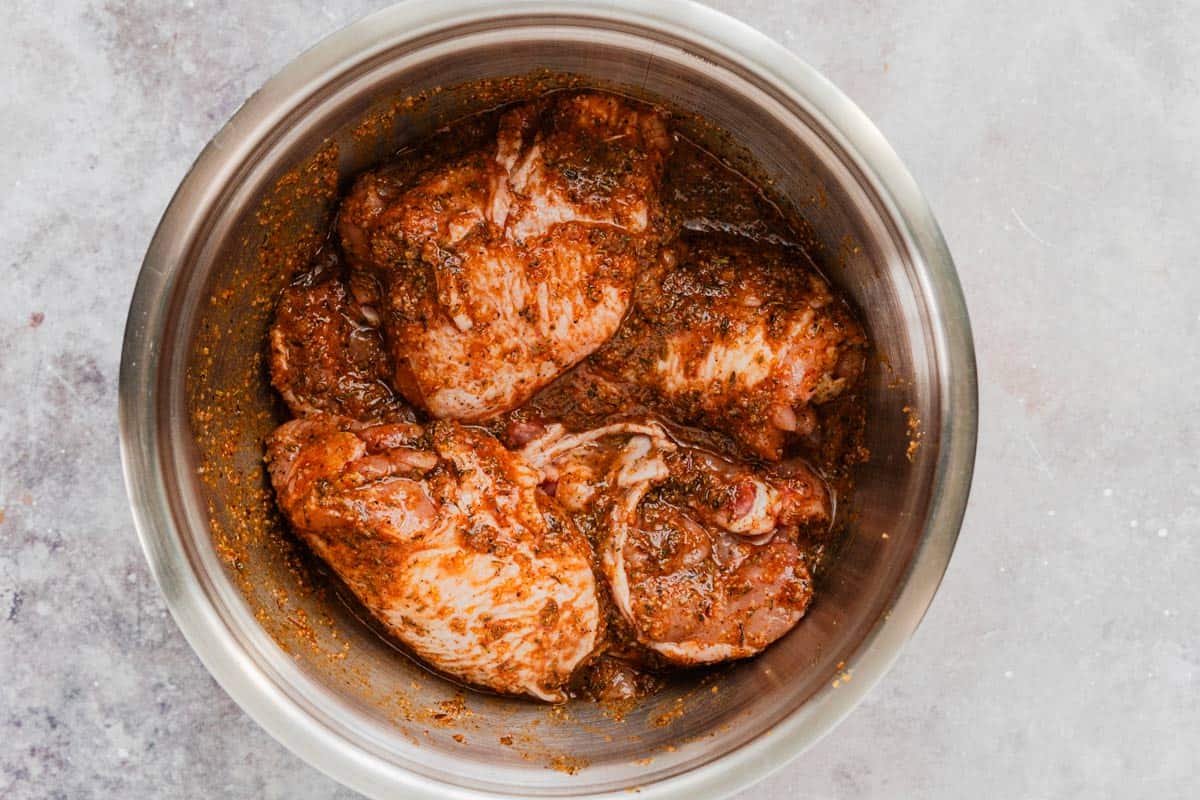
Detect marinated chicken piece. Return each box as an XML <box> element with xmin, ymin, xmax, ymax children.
<box><xmin>338</xmin><ymin>92</ymin><xmax>672</xmax><ymax>421</ymax></box>
<box><xmin>265</xmin><ymin>414</ymin><xmax>601</xmax><ymax>701</ymax></box>
<box><xmin>593</xmin><ymin>233</ymin><xmax>867</xmax><ymax>460</ymax></box>
<box><xmin>269</xmin><ymin>251</ymin><xmax>412</xmax><ymax>422</ymax></box>
<box><xmin>520</xmin><ymin>419</ymin><xmax>829</xmax><ymax>665</ymax></box>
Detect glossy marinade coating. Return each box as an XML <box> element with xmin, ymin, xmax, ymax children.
<box><xmin>269</xmin><ymin>250</ymin><xmax>414</xmax><ymax>423</ymax></box>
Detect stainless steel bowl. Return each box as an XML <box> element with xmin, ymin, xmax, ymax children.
<box><xmin>119</xmin><ymin>2</ymin><xmax>977</xmax><ymax>797</ymax></box>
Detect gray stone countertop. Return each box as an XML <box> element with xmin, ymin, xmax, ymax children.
<box><xmin>2</xmin><ymin>1</ymin><xmax>1196</xmax><ymax>797</ymax></box>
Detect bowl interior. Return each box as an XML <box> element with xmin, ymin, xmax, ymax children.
<box><xmin>145</xmin><ymin>15</ymin><xmax>952</xmax><ymax>798</ymax></box>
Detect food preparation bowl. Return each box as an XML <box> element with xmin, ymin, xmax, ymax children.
<box><xmin>119</xmin><ymin>1</ymin><xmax>978</xmax><ymax>797</ymax></box>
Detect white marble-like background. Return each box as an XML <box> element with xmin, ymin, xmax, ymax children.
<box><xmin>2</xmin><ymin>1</ymin><xmax>1196</xmax><ymax>797</ymax></box>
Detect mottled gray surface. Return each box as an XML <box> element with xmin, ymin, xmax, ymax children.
<box><xmin>1</xmin><ymin>0</ymin><xmax>1196</xmax><ymax>797</ymax></box>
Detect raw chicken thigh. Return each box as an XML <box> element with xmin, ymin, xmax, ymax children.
<box><xmin>269</xmin><ymin>250</ymin><xmax>413</xmax><ymax>423</ymax></box>
<box><xmin>265</xmin><ymin>414</ymin><xmax>600</xmax><ymax>700</ymax></box>
<box><xmin>519</xmin><ymin>418</ymin><xmax>830</xmax><ymax>665</ymax></box>
<box><xmin>338</xmin><ymin>92</ymin><xmax>672</xmax><ymax>421</ymax></box>
<box><xmin>593</xmin><ymin>232</ymin><xmax>867</xmax><ymax>460</ymax></box>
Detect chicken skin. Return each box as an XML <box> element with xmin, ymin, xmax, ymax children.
<box><xmin>265</xmin><ymin>414</ymin><xmax>600</xmax><ymax>701</ymax></box>
<box><xmin>593</xmin><ymin>233</ymin><xmax>867</xmax><ymax>460</ymax></box>
<box><xmin>519</xmin><ymin>418</ymin><xmax>830</xmax><ymax>665</ymax></box>
<box><xmin>338</xmin><ymin>92</ymin><xmax>672</xmax><ymax>422</ymax></box>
